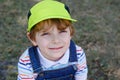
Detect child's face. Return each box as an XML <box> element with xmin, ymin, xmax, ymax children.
<box><xmin>32</xmin><ymin>25</ymin><xmax>71</xmax><ymax>61</ymax></box>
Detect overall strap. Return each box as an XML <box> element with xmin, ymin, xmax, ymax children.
<box><xmin>28</xmin><ymin>46</ymin><xmax>42</xmax><ymax>73</ymax></box>
<box><xmin>69</xmin><ymin>40</ymin><xmax>78</xmax><ymax>62</ymax></box>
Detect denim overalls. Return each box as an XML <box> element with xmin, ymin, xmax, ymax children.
<box><xmin>29</xmin><ymin>40</ymin><xmax>78</xmax><ymax>80</ymax></box>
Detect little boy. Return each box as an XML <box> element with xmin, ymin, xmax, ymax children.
<box><xmin>17</xmin><ymin>0</ymin><xmax>88</xmax><ymax>80</ymax></box>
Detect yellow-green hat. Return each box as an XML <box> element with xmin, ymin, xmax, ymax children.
<box><xmin>27</xmin><ymin>0</ymin><xmax>77</xmax><ymax>32</ymax></box>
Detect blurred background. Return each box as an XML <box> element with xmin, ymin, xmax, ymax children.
<box><xmin>0</xmin><ymin>0</ymin><xmax>120</xmax><ymax>80</ymax></box>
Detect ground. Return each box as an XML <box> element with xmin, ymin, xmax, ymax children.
<box><xmin>0</xmin><ymin>0</ymin><xmax>120</xmax><ymax>80</ymax></box>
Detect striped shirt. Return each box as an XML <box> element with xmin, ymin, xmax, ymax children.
<box><xmin>17</xmin><ymin>45</ymin><xmax>88</xmax><ymax>80</ymax></box>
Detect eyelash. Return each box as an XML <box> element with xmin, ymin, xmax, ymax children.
<box><xmin>41</xmin><ymin>33</ymin><xmax>49</xmax><ymax>36</ymax></box>
<box><xmin>60</xmin><ymin>30</ymin><xmax>67</xmax><ymax>33</ymax></box>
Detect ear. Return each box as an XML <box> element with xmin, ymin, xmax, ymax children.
<box><xmin>26</xmin><ymin>32</ymin><xmax>38</xmax><ymax>46</ymax></box>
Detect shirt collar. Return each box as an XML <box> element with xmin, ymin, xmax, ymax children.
<box><xmin>37</xmin><ymin>47</ymin><xmax>69</xmax><ymax>68</ymax></box>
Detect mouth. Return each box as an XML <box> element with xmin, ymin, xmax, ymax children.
<box><xmin>49</xmin><ymin>46</ymin><xmax>63</xmax><ymax>50</ymax></box>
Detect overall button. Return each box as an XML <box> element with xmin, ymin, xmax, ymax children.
<box><xmin>39</xmin><ymin>73</ymin><xmax>44</xmax><ymax>77</ymax></box>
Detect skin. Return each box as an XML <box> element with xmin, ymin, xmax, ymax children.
<box><xmin>27</xmin><ymin>25</ymin><xmax>72</xmax><ymax>61</ymax></box>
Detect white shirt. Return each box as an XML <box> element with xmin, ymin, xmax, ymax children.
<box><xmin>37</xmin><ymin>47</ymin><xmax>70</xmax><ymax>69</ymax></box>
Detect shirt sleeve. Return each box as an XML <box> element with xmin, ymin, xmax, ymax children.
<box><xmin>17</xmin><ymin>49</ymin><xmax>35</xmax><ymax>80</ymax></box>
<box><xmin>75</xmin><ymin>45</ymin><xmax>88</xmax><ymax>80</ymax></box>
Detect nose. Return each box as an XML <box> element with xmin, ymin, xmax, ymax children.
<box><xmin>52</xmin><ymin>34</ymin><xmax>60</xmax><ymax>44</ymax></box>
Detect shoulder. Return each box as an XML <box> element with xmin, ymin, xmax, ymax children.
<box><xmin>18</xmin><ymin>48</ymin><xmax>31</xmax><ymax>64</ymax></box>
<box><xmin>75</xmin><ymin>45</ymin><xmax>84</xmax><ymax>54</ymax></box>
<box><xmin>18</xmin><ymin>48</ymin><xmax>33</xmax><ymax>73</ymax></box>
<box><xmin>75</xmin><ymin>45</ymin><xmax>86</xmax><ymax>61</ymax></box>
<box><xmin>18</xmin><ymin>48</ymin><xmax>35</xmax><ymax>79</ymax></box>
<box><xmin>75</xmin><ymin>45</ymin><xmax>88</xmax><ymax>78</ymax></box>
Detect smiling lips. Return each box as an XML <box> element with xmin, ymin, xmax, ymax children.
<box><xmin>49</xmin><ymin>46</ymin><xmax>63</xmax><ymax>50</ymax></box>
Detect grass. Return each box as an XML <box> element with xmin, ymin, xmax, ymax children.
<box><xmin>0</xmin><ymin>0</ymin><xmax>120</xmax><ymax>80</ymax></box>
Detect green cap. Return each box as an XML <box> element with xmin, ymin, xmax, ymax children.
<box><xmin>27</xmin><ymin>0</ymin><xmax>77</xmax><ymax>32</ymax></box>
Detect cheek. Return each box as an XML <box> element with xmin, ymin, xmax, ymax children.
<box><xmin>37</xmin><ymin>41</ymin><xmax>48</xmax><ymax>53</ymax></box>
<box><xmin>60</xmin><ymin>36</ymin><xmax>71</xmax><ymax>47</ymax></box>
<box><xmin>63</xmin><ymin>35</ymin><xmax>71</xmax><ymax>41</ymax></box>
<box><xmin>60</xmin><ymin>32</ymin><xmax>71</xmax><ymax>40</ymax></box>
<box><xmin>36</xmin><ymin>38</ymin><xmax>48</xmax><ymax>47</ymax></box>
